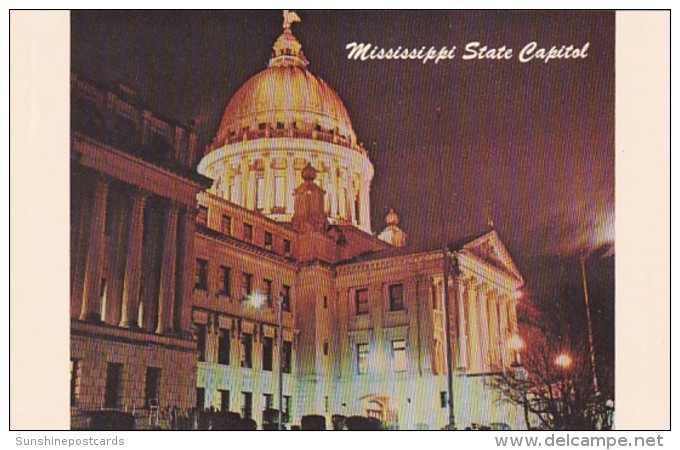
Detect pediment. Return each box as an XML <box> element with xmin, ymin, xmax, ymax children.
<box><xmin>461</xmin><ymin>230</ymin><xmax>524</xmax><ymax>284</ymax></box>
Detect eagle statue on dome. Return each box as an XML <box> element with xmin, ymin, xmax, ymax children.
<box><xmin>283</xmin><ymin>10</ymin><xmax>301</xmax><ymax>30</ymax></box>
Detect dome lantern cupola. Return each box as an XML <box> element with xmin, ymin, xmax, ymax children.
<box><xmin>269</xmin><ymin>10</ymin><xmax>308</xmax><ymax>68</ymax></box>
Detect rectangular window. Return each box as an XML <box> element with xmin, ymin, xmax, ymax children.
<box><xmin>281</xmin><ymin>285</ymin><xmax>291</xmax><ymax>312</ymax></box>
<box><xmin>196</xmin><ymin>387</ymin><xmax>205</xmax><ymax>410</ymax></box>
<box><xmin>323</xmin><ymin>341</ymin><xmax>329</xmax><ymax>356</ymax></box>
<box><xmin>196</xmin><ymin>324</ymin><xmax>206</xmax><ymax>362</ymax></box>
<box><xmin>104</xmin><ymin>363</ymin><xmax>123</xmax><ymax>408</ymax></box>
<box><xmin>194</xmin><ymin>259</ymin><xmax>208</xmax><ymax>290</ymax></box>
<box><xmin>392</xmin><ymin>340</ymin><xmax>407</xmax><ymax>372</ymax></box>
<box><xmin>244</xmin><ymin>223</ymin><xmax>253</xmax><ymax>242</ymax></box>
<box><xmin>283</xmin><ymin>239</ymin><xmax>292</xmax><ymax>257</ymax></box>
<box><xmin>197</xmin><ymin>206</ymin><xmax>208</xmax><ymax>226</ymax></box>
<box><xmin>274</xmin><ymin>176</ymin><xmax>286</xmax><ymax>208</ymax></box>
<box><xmin>242</xmin><ymin>391</ymin><xmax>253</xmax><ymax>419</ymax></box>
<box><xmin>264</xmin><ymin>279</ymin><xmax>273</xmax><ymax>307</ymax></box>
<box><xmin>218</xmin><ymin>329</ymin><xmax>230</xmax><ymax>365</ymax></box>
<box><xmin>242</xmin><ymin>273</ymin><xmax>253</xmax><ymax>298</ymax></box>
<box><xmin>325</xmin><ymin>396</ymin><xmax>329</xmax><ymax>413</ymax></box>
<box><xmin>323</xmin><ymin>295</ymin><xmax>328</xmax><ymax>309</ymax></box>
<box><xmin>262</xmin><ymin>336</ymin><xmax>273</xmax><ymax>372</ymax></box>
<box><xmin>256</xmin><ymin>177</ymin><xmax>265</xmax><ymax>210</ymax></box>
<box><xmin>144</xmin><ymin>367</ymin><xmax>161</xmax><ymax>408</ymax></box>
<box><xmin>220</xmin><ymin>389</ymin><xmax>230</xmax><ymax>412</ymax></box>
<box><xmin>440</xmin><ymin>391</ymin><xmax>448</xmax><ymax>409</ymax></box>
<box><xmin>221</xmin><ymin>214</ymin><xmax>232</xmax><ymax>235</ymax></box>
<box><xmin>264</xmin><ymin>231</ymin><xmax>273</xmax><ymax>250</ymax></box>
<box><xmin>219</xmin><ymin>266</ymin><xmax>231</xmax><ymax>296</ymax></box>
<box><xmin>241</xmin><ymin>333</ymin><xmax>253</xmax><ymax>368</ymax></box>
<box><xmin>70</xmin><ymin>358</ymin><xmax>81</xmax><ymax>406</ymax></box>
<box><xmin>389</xmin><ymin>284</ymin><xmax>405</xmax><ymax>311</ymax></box>
<box><xmin>355</xmin><ymin>288</ymin><xmax>369</xmax><ymax>315</ymax></box>
<box><xmin>284</xmin><ymin>395</ymin><xmax>292</xmax><ymax>420</ymax></box>
<box><xmin>357</xmin><ymin>343</ymin><xmax>369</xmax><ymax>375</ymax></box>
<box><xmin>282</xmin><ymin>341</ymin><xmax>292</xmax><ymax>374</ymax></box>
<box><xmin>263</xmin><ymin>393</ymin><xmax>274</xmax><ymax>410</ymax></box>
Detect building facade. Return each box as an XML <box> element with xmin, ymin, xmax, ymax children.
<box><xmin>71</xmin><ymin>14</ymin><xmax>528</xmax><ymax>430</ymax></box>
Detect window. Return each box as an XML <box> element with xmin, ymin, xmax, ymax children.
<box><xmin>104</xmin><ymin>363</ymin><xmax>123</xmax><ymax>408</ymax></box>
<box><xmin>218</xmin><ymin>329</ymin><xmax>230</xmax><ymax>365</ymax></box>
<box><xmin>221</xmin><ymin>214</ymin><xmax>232</xmax><ymax>235</ymax></box>
<box><xmin>283</xmin><ymin>239</ymin><xmax>292</xmax><ymax>257</ymax></box>
<box><xmin>355</xmin><ymin>288</ymin><xmax>369</xmax><ymax>315</ymax></box>
<box><xmin>274</xmin><ymin>176</ymin><xmax>286</xmax><ymax>208</ymax></box>
<box><xmin>194</xmin><ymin>259</ymin><xmax>208</xmax><ymax>290</ymax></box>
<box><xmin>389</xmin><ymin>284</ymin><xmax>405</xmax><ymax>311</ymax></box>
<box><xmin>244</xmin><ymin>223</ymin><xmax>253</xmax><ymax>242</ymax></box>
<box><xmin>325</xmin><ymin>396</ymin><xmax>329</xmax><ymax>413</ymax></box>
<box><xmin>219</xmin><ymin>266</ymin><xmax>231</xmax><ymax>296</ymax></box>
<box><xmin>263</xmin><ymin>393</ymin><xmax>274</xmax><ymax>410</ymax></box>
<box><xmin>256</xmin><ymin>177</ymin><xmax>265</xmax><ymax>210</ymax></box>
<box><xmin>357</xmin><ymin>343</ymin><xmax>369</xmax><ymax>374</ymax></box>
<box><xmin>354</xmin><ymin>193</ymin><xmax>361</xmax><ymax>225</ymax></box>
<box><xmin>323</xmin><ymin>295</ymin><xmax>328</xmax><ymax>309</ymax></box>
<box><xmin>228</xmin><ymin>181</ymin><xmax>236</xmax><ymax>203</ymax></box>
<box><xmin>262</xmin><ymin>336</ymin><xmax>273</xmax><ymax>372</ymax></box>
<box><xmin>264</xmin><ymin>279</ymin><xmax>273</xmax><ymax>307</ymax></box>
<box><xmin>283</xmin><ymin>395</ymin><xmax>292</xmax><ymax>420</ymax></box>
<box><xmin>392</xmin><ymin>340</ymin><xmax>407</xmax><ymax>372</ymax></box>
<box><xmin>196</xmin><ymin>324</ymin><xmax>206</xmax><ymax>362</ymax></box>
<box><xmin>276</xmin><ymin>122</ymin><xmax>284</xmax><ymax>130</ymax></box>
<box><xmin>196</xmin><ymin>387</ymin><xmax>205</xmax><ymax>410</ymax></box>
<box><xmin>440</xmin><ymin>391</ymin><xmax>448</xmax><ymax>409</ymax></box>
<box><xmin>281</xmin><ymin>285</ymin><xmax>291</xmax><ymax>312</ymax></box>
<box><xmin>145</xmin><ymin>367</ymin><xmax>161</xmax><ymax>408</ymax></box>
<box><xmin>241</xmin><ymin>333</ymin><xmax>253</xmax><ymax>368</ymax></box>
<box><xmin>197</xmin><ymin>206</ymin><xmax>208</xmax><ymax>226</ymax></box>
<box><xmin>264</xmin><ymin>231</ymin><xmax>273</xmax><ymax>250</ymax></box>
<box><xmin>70</xmin><ymin>359</ymin><xmax>82</xmax><ymax>406</ymax></box>
<box><xmin>220</xmin><ymin>390</ymin><xmax>230</xmax><ymax>412</ymax></box>
<box><xmin>323</xmin><ymin>341</ymin><xmax>329</xmax><ymax>356</ymax></box>
<box><xmin>258</xmin><ymin>123</ymin><xmax>267</xmax><ymax>131</ymax></box>
<box><xmin>242</xmin><ymin>392</ymin><xmax>253</xmax><ymax>419</ymax></box>
<box><xmin>282</xmin><ymin>341</ymin><xmax>292</xmax><ymax>374</ymax></box>
<box><xmin>242</xmin><ymin>273</ymin><xmax>253</xmax><ymax>298</ymax></box>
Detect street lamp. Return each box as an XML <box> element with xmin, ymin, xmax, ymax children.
<box><xmin>554</xmin><ymin>353</ymin><xmax>573</xmax><ymax>370</ymax></box>
<box><xmin>242</xmin><ymin>291</ymin><xmax>285</xmax><ymax>430</ymax></box>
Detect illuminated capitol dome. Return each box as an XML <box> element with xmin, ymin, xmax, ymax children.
<box><xmin>199</xmin><ymin>11</ymin><xmax>374</xmax><ymax>233</ymax></box>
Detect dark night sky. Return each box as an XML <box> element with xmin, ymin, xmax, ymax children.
<box><xmin>71</xmin><ymin>10</ymin><xmax>615</xmax><ymax>392</ymax></box>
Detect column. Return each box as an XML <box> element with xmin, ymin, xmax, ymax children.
<box><xmin>176</xmin><ymin>207</ymin><xmax>197</xmax><ymax>337</ymax></box>
<box><xmin>70</xmin><ymin>172</ymin><xmax>90</xmax><ymax>318</ymax></box>
<box><xmin>286</xmin><ymin>154</ymin><xmax>295</xmax><ymax>217</ymax></box>
<box><xmin>263</xmin><ymin>155</ymin><xmax>273</xmax><ymax>214</ymax></box>
<box><xmin>359</xmin><ymin>178</ymin><xmax>371</xmax><ymax>232</ymax></box>
<box><xmin>240</xmin><ymin>157</ymin><xmax>250</xmax><ymax>208</ymax></box>
<box><xmin>119</xmin><ymin>190</ymin><xmax>147</xmax><ymax>328</ymax></box>
<box><xmin>486</xmin><ymin>288</ymin><xmax>501</xmax><ymax>371</ymax></box>
<box><xmin>476</xmin><ymin>285</ymin><xmax>491</xmax><ymax>372</ymax></box>
<box><xmin>454</xmin><ymin>276</ymin><xmax>468</xmax><ymax>370</ymax></box>
<box><xmin>498</xmin><ymin>295</ymin><xmax>510</xmax><ymax>368</ymax></box>
<box><xmin>329</xmin><ymin>161</ymin><xmax>338</xmax><ymax>220</ymax></box>
<box><xmin>79</xmin><ymin>176</ymin><xmax>109</xmax><ymax>322</ymax></box>
<box><xmin>465</xmin><ymin>280</ymin><xmax>482</xmax><ymax>373</ymax></box>
<box><xmin>104</xmin><ymin>191</ymin><xmax>127</xmax><ymax>326</ymax></box>
<box><xmin>156</xmin><ymin>202</ymin><xmax>180</xmax><ymax>334</ymax></box>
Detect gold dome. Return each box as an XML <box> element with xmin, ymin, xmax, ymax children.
<box><xmin>209</xmin><ymin>22</ymin><xmax>358</xmax><ymax>152</ymax></box>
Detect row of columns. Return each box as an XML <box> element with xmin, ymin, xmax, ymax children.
<box><xmin>71</xmin><ymin>173</ymin><xmax>195</xmax><ymax>336</ymax></box>
<box><xmin>216</xmin><ymin>154</ymin><xmax>372</xmax><ymax>231</ymax></box>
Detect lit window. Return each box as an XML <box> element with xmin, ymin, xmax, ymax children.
<box><xmin>355</xmin><ymin>288</ymin><xmax>369</xmax><ymax>315</ymax></box>
<box><xmin>219</xmin><ymin>266</ymin><xmax>231</xmax><ymax>296</ymax></box>
<box><xmin>392</xmin><ymin>339</ymin><xmax>407</xmax><ymax>372</ymax></box>
<box><xmin>221</xmin><ymin>214</ymin><xmax>232</xmax><ymax>235</ymax></box>
<box><xmin>242</xmin><ymin>273</ymin><xmax>253</xmax><ymax>297</ymax></box>
<box><xmin>357</xmin><ymin>343</ymin><xmax>369</xmax><ymax>374</ymax></box>
<box><xmin>262</xmin><ymin>337</ymin><xmax>273</xmax><ymax>372</ymax></box>
<box><xmin>194</xmin><ymin>259</ymin><xmax>208</xmax><ymax>290</ymax></box>
<box><xmin>389</xmin><ymin>284</ymin><xmax>405</xmax><ymax>311</ymax></box>
<box><xmin>218</xmin><ymin>329</ymin><xmax>230</xmax><ymax>365</ymax></box>
<box><xmin>274</xmin><ymin>176</ymin><xmax>286</xmax><ymax>208</ymax></box>
<box><xmin>244</xmin><ymin>223</ymin><xmax>253</xmax><ymax>242</ymax></box>
<box><xmin>197</xmin><ymin>206</ymin><xmax>208</xmax><ymax>226</ymax></box>
<box><xmin>241</xmin><ymin>333</ymin><xmax>253</xmax><ymax>368</ymax></box>
<box><xmin>281</xmin><ymin>285</ymin><xmax>291</xmax><ymax>312</ymax></box>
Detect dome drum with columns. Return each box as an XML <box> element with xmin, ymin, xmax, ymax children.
<box><xmin>199</xmin><ymin>12</ymin><xmax>374</xmax><ymax>232</ymax></box>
